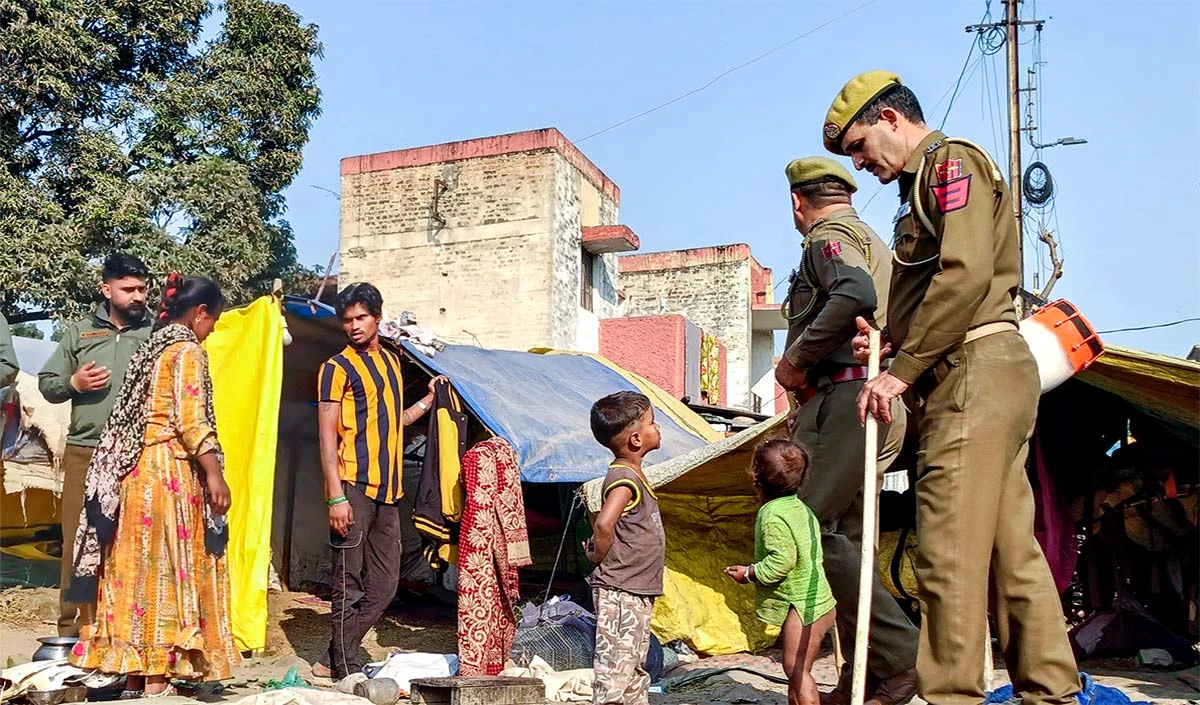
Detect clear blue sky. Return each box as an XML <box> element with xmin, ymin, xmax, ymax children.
<box><xmin>280</xmin><ymin>0</ymin><xmax>1199</xmax><ymax>357</ymax></box>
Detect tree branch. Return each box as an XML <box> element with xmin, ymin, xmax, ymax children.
<box><xmin>1038</xmin><ymin>229</ymin><xmax>1065</xmax><ymax>301</ymax></box>
<box><xmin>8</xmin><ymin>310</ymin><xmax>52</xmax><ymax>324</ymax></box>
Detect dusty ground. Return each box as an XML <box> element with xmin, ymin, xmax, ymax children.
<box><xmin>2</xmin><ymin>587</ymin><xmax>1197</xmax><ymax>704</ymax></box>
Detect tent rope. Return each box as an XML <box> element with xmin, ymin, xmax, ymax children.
<box><xmin>542</xmin><ymin>493</ymin><xmax>583</xmax><ymax>607</ymax></box>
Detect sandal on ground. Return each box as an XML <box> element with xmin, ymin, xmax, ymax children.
<box><xmin>143</xmin><ymin>685</ymin><xmax>178</xmax><ymax>698</ymax></box>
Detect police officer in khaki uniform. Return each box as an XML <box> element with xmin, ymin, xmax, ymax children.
<box><xmin>822</xmin><ymin>71</ymin><xmax>1081</xmax><ymax>705</ymax></box>
<box><xmin>775</xmin><ymin>157</ymin><xmax>919</xmax><ymax>705</ymax></box>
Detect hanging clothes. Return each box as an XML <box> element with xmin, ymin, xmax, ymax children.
<box><xmin>412</xmin><ymin>378</ymin><xmax>468</xmax><ymax>569</ymax></box>
<box><xmin>457</xmin><ymin>437</ymin><xmax>532</xmax><ymax>676</ymax></box>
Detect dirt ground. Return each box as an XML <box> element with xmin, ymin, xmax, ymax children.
<box><xmin>2</xmin><ymin>587</ymin><xmax>1197</xmax><ymax>704</ymax></box>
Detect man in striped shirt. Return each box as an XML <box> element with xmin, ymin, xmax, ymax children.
<box><xmin>313</xmin><ymin>282</ymin><xmax>447</xmax><ymax>680</ymax></box>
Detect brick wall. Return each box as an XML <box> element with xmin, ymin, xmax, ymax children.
<box><xmin>339</xmin><ymin>129</ymin><xmax>620</xmax><ymax>352</ymax></box>
<box><xmin>620</xmin><ymin>246</ymin><xmax>756</xmax><ymax>408</ymax></box>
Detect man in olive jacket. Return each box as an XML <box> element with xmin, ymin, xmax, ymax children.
<box><xmin>39</xmin><ymin>253</ymin><xmax>152</xmax><ymax>637</ymax></box>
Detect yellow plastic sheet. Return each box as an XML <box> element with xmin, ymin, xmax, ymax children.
<box><xmin>205</xmin><ymin>296</ymin><xmax>283</xmax><ymax>652</ymax></box>
<box><xmin>651</xmin><ymin>494</ymin><xmax>778</xmax><ymax>655</ymax></box>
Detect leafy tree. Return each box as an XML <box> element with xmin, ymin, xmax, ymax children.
<box><xmin>0</xmin><ymin>0</ymin><xmax>323</xmax><ymax>322</ymax></box>
<box><xmin>10</xmin><ymin>321</ymin><xmax>43</xmax><ymax>339</ymax></box>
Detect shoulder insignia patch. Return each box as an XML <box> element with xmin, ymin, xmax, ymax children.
<box><xmin>930</xmin><ymin>174</ymin><xmax>972</xmax><ymax>214</ymax></box>
<box><xmin>924</xmin><ymin>139</ymin><xmax>944</xmax><ymax>154</ymax></box>
<box><xmin>821</xmin><ymin>241</ymin><xmax>843</xmax><ymax>260</ymax></box>
<box><xmin>934</xmin><ymin>158</ymin><xmax>962</xmax><ymax>182</ymax></box>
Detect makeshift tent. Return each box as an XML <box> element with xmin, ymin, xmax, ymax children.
<box><xmin>2</xmin><ymin>337</ymin><xmax>68</xmax><ymax>530</ymax></box>
<box><xmin>1</xmin><ymin>336</ymin><xmax>68</xmax><ymax>588</ymax></box>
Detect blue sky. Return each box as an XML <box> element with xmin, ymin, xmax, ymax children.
<box><xmin>280</xmin><ymin>0</ymin><xmax>1199</xmax><ymax>357</ymax></box>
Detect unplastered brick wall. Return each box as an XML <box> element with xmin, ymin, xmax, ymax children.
<box><xmin>620</xmin><ymin>245</ymin><xmax>758</xmax><ymax>408</ymax></box>
<box><xmin>339</xmin><ymin>129</ymin><xmax>621</xmax><ymax>352</ymax></box>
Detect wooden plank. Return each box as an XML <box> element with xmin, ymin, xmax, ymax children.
<box><xmin>410</xmin><ymin>676</ymin><xmax>545</xmax><ymax>705</ymax></box>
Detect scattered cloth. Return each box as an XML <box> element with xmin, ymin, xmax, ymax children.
<box><xmin>986</xmin><ymin>673</ymin><xmax>1149</xmax><ymax>705</ymax></box>
<box><xmin>500</xmin><ymin>655</ymin><xmax>593</xmax><ymax>703</ymax></box>
<box><xmin>457</xmin><ymin>438</ymin><xmax>532</xmax><ymax>676</ymax></box>
<box><xmin>226</xmin><ymin>687</ymin><xmax>371</xmax><ymax>705</ymax></box>
<box><xmin>380</xmin><ymin>323</ymin><xmax>445</xmax><ymax>357</ymax></box>
<box><xmin>363</xmin><ymin>652</ymin><xmax>458</xmax><ymax>695</ymax></box>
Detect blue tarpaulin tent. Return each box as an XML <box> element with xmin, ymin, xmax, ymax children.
<box><xmin>401</xmin><ymin>341</ymin><xmax>709</xmax><ymax>483</ymax></box>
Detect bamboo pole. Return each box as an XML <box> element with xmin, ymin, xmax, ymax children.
<box><xmin>851</xmin><ymin>330</ymin><xmax>882</xmax><ymax>705</ymax></box>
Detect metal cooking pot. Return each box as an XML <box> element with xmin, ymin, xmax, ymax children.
<box><xmin>32</xmin><ymin>636</ymin><xmax>78</xmax><ymax>662</ymax></box>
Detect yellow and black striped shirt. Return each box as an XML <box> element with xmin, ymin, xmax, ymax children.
<box><xmin>318</xmin><ymin>345</ymin><xmax>405</xmax><ymax>504</ymax></box>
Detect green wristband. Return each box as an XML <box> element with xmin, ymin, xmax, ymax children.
<box><xmin>327</xmin><ymin>495</ymin><xmax>348</xmax><ymax>507</ymax></box>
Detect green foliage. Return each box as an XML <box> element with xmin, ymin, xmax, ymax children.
<box><xmin>9</xmin><ymin>321</ymin><xmax>43</xmax><ymax>339</ymax></box>
<box><xmin>0</xmin><ymin>0</ymin><xmax>323</xmax><ymax>320</ymax></box>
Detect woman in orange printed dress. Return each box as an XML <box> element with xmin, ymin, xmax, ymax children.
<box><xmin>66</xmin><ymin>274</ymin><xmax>239</xmax><ymax>698</ymax></box>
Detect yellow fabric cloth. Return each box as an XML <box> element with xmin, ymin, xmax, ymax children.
<box><xmin>653</xmin><ymin>494</ymin><xmax>778</xmax><ymax>654</ymax></box>
<box><xmin>204</xmin><ymin>296</ymin><xmax>284</xmax><ymax>653</ymax></box>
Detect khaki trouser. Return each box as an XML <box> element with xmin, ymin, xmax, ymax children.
<box><xmin>793</xmin><ymin>378</ymin><xmax>918</xmax><ymax>680</ymax></box>
<box><xmin>58</xmin><ymin>444</ymin><xmax>93</xmax><ymax>638</ymax></box>
<box><xmin>910</xmin><ymin>331</ymin><xmax>1079</xmax><ymax>705</ymax></box>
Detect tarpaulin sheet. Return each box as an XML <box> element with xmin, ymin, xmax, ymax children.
<box><xmin>655</xmin><ymin>494</ymin><xmax>778</xmax><ymax>654</ymax></box>
<box><xmin>205</xmin><ymin>296</ymin><xmax>284</xmax><ymax>652</ymax></box>
<box><xmin>401</xmin><ymin>342</ymin><xmax>709</xmax><ymax>483</ymax></box>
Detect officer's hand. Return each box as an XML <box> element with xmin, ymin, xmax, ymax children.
<box><xmin>70</xmin><ymin>361</ymin><xmax>111</xmax><ymax>393</ymax></box>
<box><xmin>851</xmin><ymin>317</ymin><xmax>892</xmax><ymax>364</ymax></box>
<box><xmin>857</xmin><ymin>371</ymin><xmax>908</xmax><ymax>425</ymax></box>
<box><xmin>774</xmin><ymin>358</ymin><xmax>806</xmax><ymax>391</ymax></box>
<box><xmin>329</xmin><ymin>502</ymin><xmax>354</xmax><ymax>537</ymax></box>
<box><xmin>786</xmin><ymin>404</ymin><xmax>802</xmax><ymax>433</ymax></box>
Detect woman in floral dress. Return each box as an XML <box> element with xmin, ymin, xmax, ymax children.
<box><xmin>67</xmin><ymin>274</ymin><xmax>239</xmax><ymax>697</ymax></box>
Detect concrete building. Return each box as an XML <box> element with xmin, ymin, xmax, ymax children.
<box><xmin>339</xmin><ymin>128</ymin><xmax>638</xmax><ymax>352</ymax></box>
<box><xmin>338</xmin><ymin>128</ymin><xmax>785</xmax><ymax>414</ymax></box>
<box><xmin>619</xmin><ymin>245</ymin><xmax>785</xmax><ymax>413</ymax></box>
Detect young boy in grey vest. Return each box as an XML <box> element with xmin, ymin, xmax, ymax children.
<box><xmin>583</xmin><ymin>391</ymin><xmax>666</xmax><ymax>705</ymax></box>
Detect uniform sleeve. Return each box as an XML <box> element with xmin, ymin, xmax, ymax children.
<box><xmin>38</xmin><ymin>325</ymin><xmax>79</xmax><ymax>403</ymax></box>
<box><xmin>889</xmin><ymin>145</ymin><xmax>999</xmax><ymax>384</ymax></box>
<box><xmin>752</xmin><ymin>516</ymin><xmax>798</xmax><ymax>586</ymax></box>
<box><xmin>0</xmin><ymin>314</ymin><xmax>18</xmax><ymax>388</ymax></box>
<box><xmin>173</xmin><ymin>344</ymin><xmax>219</xmax><ymax>456</ymax></box>
<box><xmin>784</xmin><ymin>227</ymin><xmax>879</xmax><ymax>368</ymax></box>
<box><xmin>317</xmin><ymin>360</ymin><xmax>345</xmax><ymax>403</ymax></box>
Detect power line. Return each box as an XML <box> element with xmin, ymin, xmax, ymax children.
<box><xmin>1097</xmin><ymin>318</ymin><xmax>1200</xmax><ymax>335</ymax></box>
<box><xmin>573</xmin><ymin>0</ymin><xmax>885</xmax><ymax>144</ymax></box>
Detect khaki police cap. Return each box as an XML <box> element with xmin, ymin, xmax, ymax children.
<box><xmin>785</xmin><ymin>157</ymin><xmax>857</xmax><ymax>193</ymax></box>
<box><xmin>823</xmin><ymin>70</ymin><xmax>903</xmax><ymax>155</ymax></box>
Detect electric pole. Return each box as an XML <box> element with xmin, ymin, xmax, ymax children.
<box><xmin>1005</xmin><ymin>0</ymin><xmax>1022</xmax><ymax>269</ymax></box>
<box><xmin>967</xmin><ymin>1</ymin><xmax>1044</xmax><ymax>288</ymax></box>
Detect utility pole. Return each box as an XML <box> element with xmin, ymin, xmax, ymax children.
<box><xmin>1005</xmin><ymin>0</ymin><xmax>1022</xmax><ymax>275</ymax></box>
<box><xmin>966</xmin><ymin>3</ymin><xmax>1044</xmax><ymax>288</ymax></box>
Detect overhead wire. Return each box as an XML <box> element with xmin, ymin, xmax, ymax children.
<box><xmin>573</xmin><ymin>0</ymin><xmax>885</xmax><ymax>144</ymax></box>
<box><xmin>1097</xmin><ymin>318</ymin><xmax>1200</xmax><ymax>335</ymax></box>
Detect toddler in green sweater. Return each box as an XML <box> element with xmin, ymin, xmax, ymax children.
<box><xmin>726</xmin><ymin>439</ymin><xmax>836</xmax><ymax>705</ymax></box>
